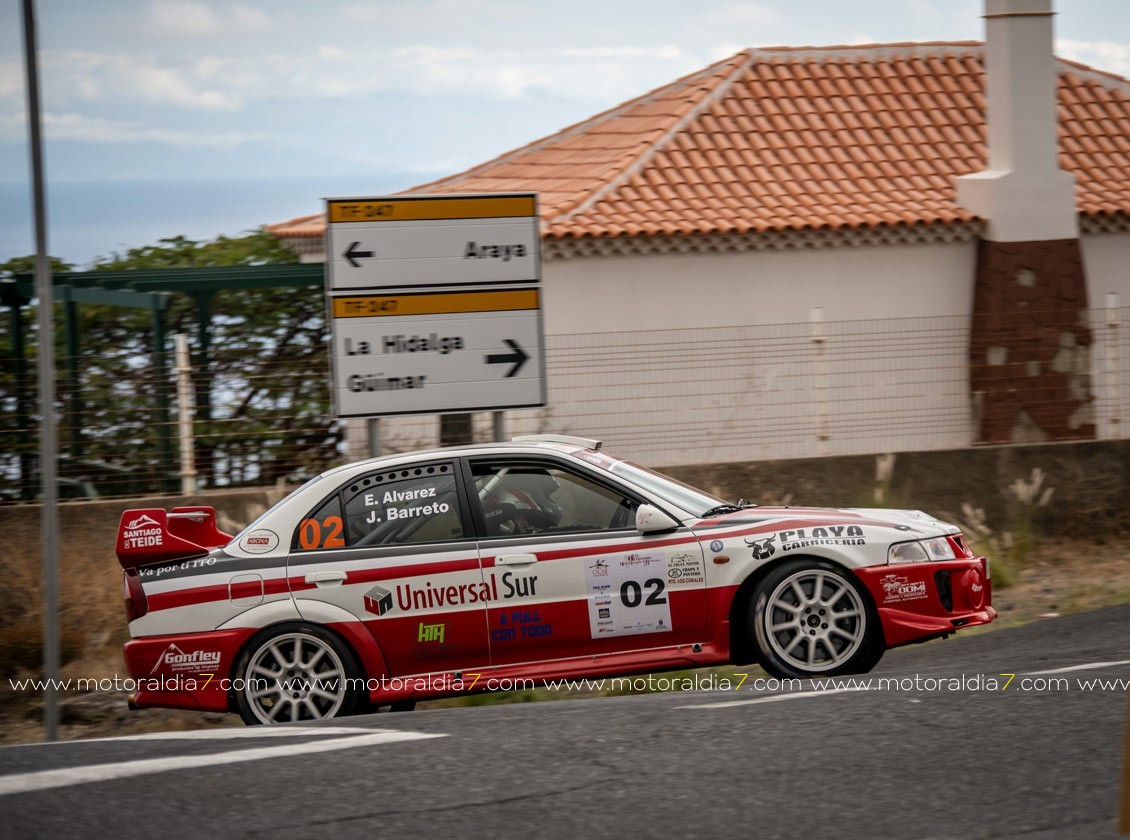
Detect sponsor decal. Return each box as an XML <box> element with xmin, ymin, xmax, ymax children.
<box><xmin>366</xmin><ymin>571</ymin><xmax>541</xmax><ymax>617</ymax></box>
<box><xmin>588</xmin><ymin>559</ymin><xmax>609</xmax><ymax>577</ymax></box>
<box><xmin>150</xmin><ymin>643</ymin><xmax>221</xmax><ymax>675</ymax></box>
<box><xmin>572</xmin><ymin>450</ymin><xmax>617</xmax><ymax>470</ymax></box>
<box><xmin>364</xmin><ymin>585</ymin><xmax>394</xmax><ymax>616</ymax></box>
<box><xmin>418</xmin><ymin>622</ymin><xmax>446</xmax><ymax>643</ymax></box>
<box><xmin>122</xmin><ymin>514</ymin><xmax>164</xmax><ymax>550</ymax></box>
<box><xmin>880</xmin><ymin>573</ymin><xmax>928</xmax><ymax>603</ymax></box>
<box><xmin>492</xmin><ymin>609</ymin><xmax>553</xmax><ymax>642</ymax></box>
<box><xmin>708</xmin><ymin>539</ymin><xmax>724</xmax><ymax>554</ymax></box>
<box><xmin>666</xmin><ymin>550</ymin><xmax>705</xmax><ymax>586</ymax></box>
<box><xmin>137</xmin><ymin>556</ymin><xmax>216</xmax><ymax>578</ymax></box>
<box><xmin>745</xmin><ymin>534</ymin><xmax>777</xmax><ymax>560</ymax></box>
<box><xmin>239</xmin><ymin>529</ymin><xmax>279</xmax><ymax>555</ymax></box>
<box><xmin>778</xmin><ymin>526</ymin><xmax>866</xmax><ymax>551</ymax></box>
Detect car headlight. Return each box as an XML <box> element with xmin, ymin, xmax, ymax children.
<box><xmin>888</xmin><ymin>537</ymin><xmax>958</xmax><ymax>564</ymax></box>
<box><xmin>888</xmin><ymin>541</ymin><xmax>929</xmax><ymax>564</ymax></box>
<box><xmin>921</xmin><ymin>536</ymin><xmax>956</xmax><ymax>561</ymax></box>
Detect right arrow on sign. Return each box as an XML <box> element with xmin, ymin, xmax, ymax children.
<box><xmin>485</xmin><ymin>339</ymin><xmax>529</xmax><ymax>378</ymax></box>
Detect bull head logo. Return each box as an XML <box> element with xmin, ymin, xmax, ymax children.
<box><xmin>745</xmin><ymin>534</ymin><xmax>777</xmax><ymax>560</ymax></box>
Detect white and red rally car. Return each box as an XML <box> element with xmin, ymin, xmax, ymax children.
<box><xmin>116</xmin><ymin>435</ymin><xmax>995</xmax><ymax>724</ymax></box>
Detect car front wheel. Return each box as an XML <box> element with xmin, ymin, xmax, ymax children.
<box><xmin>750</xmin><ymin>560</ymin><xmax>883</xmax><ymax>679</ymax></box>
<box><xmin>233</xmin><ymin>623</ymin><xmax>363</xmax><ymax>725</ymax></box>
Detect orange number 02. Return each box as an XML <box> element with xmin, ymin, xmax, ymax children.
<box><xmin>298</xmin><ymin>515</ymin><xmax>345</xmax><ymax>550</ymax></box>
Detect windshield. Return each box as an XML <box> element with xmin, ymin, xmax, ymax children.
<box><xmin>608</xmin><ymin>461</ymin><xmax>728</xmax><ymax>517</ymax></box>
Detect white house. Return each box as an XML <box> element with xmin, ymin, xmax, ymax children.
<box><xmin>269</xmin><ymin>0</ymin><xmax>1130</xmax><ymax>467</ymax></box>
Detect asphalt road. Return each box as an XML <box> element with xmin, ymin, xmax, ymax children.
<box><xmin>2</xmin><ymin>604</ymin><xmax>1129</xmax><ymax>839</ymax></box>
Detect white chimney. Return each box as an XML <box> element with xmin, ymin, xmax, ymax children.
<box><xmin>955</xmin><ymin>0</ymin><xmax>1077</xmax><ymax>242</ymax></box>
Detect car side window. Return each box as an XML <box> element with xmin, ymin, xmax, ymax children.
<box><xmin>295</xmin><ymin>494</ymin><xmax>345</xmax><ymax>551</ymax></box>
<box><xmin>293</xmin><ymin>463</ymin><xmax>466</xmax><ymax>550</ymax></box>
<box><xmin>472</xmin><ymin>461</ymin><xmax>638</xmax><ymax>537</ymax></box>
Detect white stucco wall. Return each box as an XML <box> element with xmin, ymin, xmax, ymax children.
<box><xmin>351</xmin><ymin>230</ymin><xmax>1130</xmax><ymax>467</ymax></box>
<box><xmin>1083</xmin><ymin>231</ymin><xmax>1130</xmax><ymax>303</ymax></box>
<box><xmin>541</xmin><ymin>239</ymin><xmax>978</xmax><ymax>333</ymax></box>
<box><xmin>359</xmin><ymin>238</ymin><xmax>982</xmax><ymax>466</ymax></box>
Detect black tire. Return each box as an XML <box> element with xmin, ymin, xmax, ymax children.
<box><xmin>749</xmin><ymin>559</ymin><xmax>883</xmax><ymax>680</ymax></box>
<box><xmin>232</xmin><ymin>622</ymin><xmax>363</xmax><ymax>725</ymax></box>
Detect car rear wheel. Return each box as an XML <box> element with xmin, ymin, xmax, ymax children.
<box><xmin>750</xmin><ymin>559</ymin><xmax>883</xmax><ymax>679</ymax></box>
<box><xmin>233</xmin><ymin>623</ymin><xmax>362</xmax><ymax>725</ymax></box>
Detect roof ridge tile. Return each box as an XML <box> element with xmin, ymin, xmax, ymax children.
<box><xmin>551</xmin><ymin>49</ymin><xmax>757</xmax><ymax>225</ymax></box>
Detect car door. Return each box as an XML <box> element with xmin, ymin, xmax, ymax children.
<box><xmin>465</xmin><ymin>456</ymin><xmax>708</xmax><ymax>666</ymax></box>
<box><xmin>286</xmin><ymin>459</ymin><xmax>490</xmax><ymax>677</ymax></box>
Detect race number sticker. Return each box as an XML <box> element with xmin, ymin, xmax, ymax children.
<box><xmin>584</xmin><ymin>552</ymin><xmax>672</xmax><ymax>638</ymax></box>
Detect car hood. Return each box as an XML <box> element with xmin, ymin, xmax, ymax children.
<box><xmin>696</xmin><ymin>505</ymin><xmax>959</xmax><ymax>538</ymax></box>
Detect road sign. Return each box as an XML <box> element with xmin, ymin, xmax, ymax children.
<box><xmin>325</xmin><ymin>194</ymin><xmax>545</xmax><ymax>419</ymax></box>
<box><xmin>326</xmin><ymin>195</ymin><xmax>539</xmax><ymax>290</ymax></box>
<box><xmin>331</xmin><ymin>289</ymin><xmax>542</xmax><ymax>417</ymax></box>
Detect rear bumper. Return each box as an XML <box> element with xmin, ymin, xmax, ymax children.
<box><xmin>123</xmin><ymin>628</ymin><xmax>255</xmax><ymax>713</ymax></box>
<box><xmin>855</xmin><ymin>557</ymin><xmax>995</xmax><ymax>649</ymax></box>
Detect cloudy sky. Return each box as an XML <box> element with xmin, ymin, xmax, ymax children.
<box><xmin>0</xmin><ymin>0</ymin><xmax>1127</xmax><ymax>262</ymax></box>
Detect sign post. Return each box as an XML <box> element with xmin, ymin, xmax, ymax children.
<box><xmin>1121</xmin><ymin>682</ymin><xmax>1129</xmax><ymax>834</ymax></box>
<box><xmin>324</xmin><ymin>194</ymin><xmax>545</xmax><ymax>428</ymax></box>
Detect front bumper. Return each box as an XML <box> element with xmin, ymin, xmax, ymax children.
<box><xmin>855</xmin><ymin>557</ymin><xmax>995</xmax><ymax>648</ymax></box>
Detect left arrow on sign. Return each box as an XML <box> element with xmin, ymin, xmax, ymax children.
<box><xmin>485</xmin><ymin>339</ymin><xmax>529</xmax><ymax>378</ymax></box>
<box><xmin>343</xmin><ymin>241</ymin><xmax>374</xmax><ymax>268</ymax></box>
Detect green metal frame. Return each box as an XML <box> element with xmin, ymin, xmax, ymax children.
<box><xmin>3</xmin><ymin>262</ymin><xmax>325</xmax><ymax>497</ymax></box>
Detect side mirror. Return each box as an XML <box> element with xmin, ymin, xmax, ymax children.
<box><xmin>635</xmin><ymin>504</ymin><xmax>679</xmax><ymax>533</ymax></box>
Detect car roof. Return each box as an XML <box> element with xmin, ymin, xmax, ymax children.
<box><xmin>316</xmin><ymin>435</ymin><xmax>604</xmax><ymax>482</ymax></box>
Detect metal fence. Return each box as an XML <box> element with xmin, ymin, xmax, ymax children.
<box><xmin>3</xmin><ymin>305</ymin><xmax>1128</xmax><ymax>502</ymax></box>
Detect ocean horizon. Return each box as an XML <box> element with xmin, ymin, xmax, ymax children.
<box><xmin>0</xmin><ymin>174</ymin><xmax>436</xmax><ymax>269</ymax></box>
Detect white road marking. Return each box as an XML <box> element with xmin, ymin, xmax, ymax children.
<box><xmin>11</xmin><ymin>723</ymin><xmax>393</xmax><ymax>750</ymax></box>
<box><xmin>15</xmin><ymin>726</ymin><xmax>379</xmax><ymax>747</ymax></box>
<box><xmin>0</xmin><ymin>729</ymin><xmax>444</xmax><ymax>796</ymax></box>
<box><xmin>676</xmin><ymin>686</ymin><xmax>868</xmax><ymax>709</ymax></box>
<box><xmin>1024</xmin><ymin>660</ymin><xmax>1130</xmax><ymax>676</ymax></box>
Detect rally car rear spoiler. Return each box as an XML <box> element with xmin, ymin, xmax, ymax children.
<box><xmin>115</xmin><ymin>506</ymin><xmax>233</xmax><ymax>570</ymax></box>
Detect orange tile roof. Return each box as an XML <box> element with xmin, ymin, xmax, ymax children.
<box><xmin>267</xmin><ymin>42</ymin><xmax>1130</xmax><ymax>242</ymax></box>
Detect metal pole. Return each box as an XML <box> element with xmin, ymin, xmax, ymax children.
<box><xmin>1106</xmin><ymin>291</ymin><xmax>1121</xmax><ymax>439</ymax></box>
<box><xmin>367</xmin><ymin>417</ymin><xmax>380</xmax><ymax>459</ymax></box>
<box><xmin>195</xmin><ymin>291</ymin><xmax>213</xmax><ymax>486</ymax></box>
<box><xmin>22</xmin><ymin>0</ymin><xmax>59</xmax><ymax>742</ymax></box>
<box><xmin>1121</xmin><ymin>682</ymin><xmax>1130</xmax><ymax>833</ymax></box>
<box><xmin>63</xmin><ymin>294</ymin><xmax>82</xmax><ymax>460</ymax></box>
<box><xmin>175</xmin><ymin>334</ymin><xmax>197</xmax><ymax>495</ymax></box>
<box><xmin>493</xmin><ymin>410</ymin><xmax>507</xmax><ymax>442</ymax></box>
<box><xmin>810</xmin><ymin>306</ymin><xmax>829</xmax><ymax>455</ymax></box>
<box><xmin>151</xmin><ymin>296</ymin><xmax>172</xmax><ymax>492</ymax></box>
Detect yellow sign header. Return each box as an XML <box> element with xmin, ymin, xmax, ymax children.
<box><xmin>332</xmin><ymin>288</ymin><xmax>539</xmax><ymax>318</ymax></box>
<box><xmin>328</xmin><ymin>195</ymin><xmax>536</xmax><ymax>224</ymax></box>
